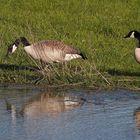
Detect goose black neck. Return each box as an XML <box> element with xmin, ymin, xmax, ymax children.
<box><xmin>134</xmin><ymin>31</ymin><xmax>140</xmax><ymax>41</ymax></box>
<box><xmin>19</xmin><ymin>37</ymin><xmax>30</xmax><ymax>46</ymax></box>
<box><xmin>134</xmin><ymin>32</ymin><xmax>140</xmax><ymax>48</ymax></box>
<box><xmin>136</xmin><ymin>36</ymin><xmax>140</xmax><ymax>41</ymax></box>
<box><xmin>14</xmin><ymin>37</ymin><xmax>30</xmax><ymax>47</ymax></box>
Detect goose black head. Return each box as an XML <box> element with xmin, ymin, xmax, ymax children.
<box><xmin>124</xmin><ymin>30</ymin><xmax>140</xmax><ymax>39</ymax></box>
<box><xmin>19</xmin><ymin>37</ymin><xmax>30</xmax><ymax>46</ymax></box>
<box><xmin>6</xmin><ymin>37</ymin><xmax>30</xmax><ymax>57</ymax></box>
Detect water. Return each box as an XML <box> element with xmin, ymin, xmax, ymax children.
<box><xmin>0</xmin><ymin>87</ymin><xmax>140</xmax><ymax>140</ymax></box>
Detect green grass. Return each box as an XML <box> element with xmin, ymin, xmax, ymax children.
<box><xmin>0</xmin><ymin>0</ymin><xmax>140</xmax><ymax>89</ymax></box>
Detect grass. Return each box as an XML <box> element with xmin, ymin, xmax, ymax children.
<box><xmin>0</xmin><ymin>0</ymin><xmax>140</xmax><ymax>89</ymax></box>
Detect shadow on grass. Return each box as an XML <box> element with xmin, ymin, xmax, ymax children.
<box><xmin>108</xmin><ymin>69</ymin><xmax>140</xmax><ymax>76</ymax></box>
<box><xmin>0</xmin><ymin>64</ymin><xmax>39</xmax><ymax>71</ymax></box>
<box><xmin>0</xmin><ymin>64</ymin><xmax>42</xmax><ymax>84</ymax></box>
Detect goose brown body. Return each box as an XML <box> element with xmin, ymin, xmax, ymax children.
<box><xmin>134</xmin><ymin>47</ymin><xmax>140</xmax><ymax>64</ymax></box>
<box><xmin>7</xmin><ymin>37</ymin><xmax>87</xmax><ymax>63</ymax></box>
<box><xmin>24</xmin><ymin>40</ymin><xmax>81</xmax><ymax>63</ymax></box>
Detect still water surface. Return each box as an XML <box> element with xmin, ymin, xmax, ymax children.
<box><xmin>0</xmin><ymin>87</ymin><xmax>140</xmax><ymax>140</ymax></box>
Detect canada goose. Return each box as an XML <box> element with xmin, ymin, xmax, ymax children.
<box><xmin>124</xmin><ymin>30</ymin><xmax>140</xmax><ymax>63</ymax></box>
<box><xmin>6</xmin><ymin>37</ymin><xmax>87</xmax><ymax>64</ymax></box>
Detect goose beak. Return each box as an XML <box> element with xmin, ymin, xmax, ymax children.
<box><xmin>6</xmin><ymin>44</ymin><xmax>13</xmax><ymax>57</ymax></box>
<box><xmin>5</xmin><ymin>50</ymin><xmax>11</xmax><ymax>57</ymax></box>
<box><xmin>5</xmin><ymin>52</ymin><xmax>9</xmax><ymax>57</ymax></box>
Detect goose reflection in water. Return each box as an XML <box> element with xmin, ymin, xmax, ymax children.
<box><xmin>134</xmin><ymin>107</ymin><xmax>140</xmax><ymax>133</ymax></box>
<box><xmin>5</xmin><ymin>91</ymin><xmax>86</xmax><ymax>119</ymax></box>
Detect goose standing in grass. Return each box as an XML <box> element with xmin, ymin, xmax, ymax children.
<box><xmin>6</xmin><ymin>37</ymin><xmax>87</xmax><ymax>65</ymax></box>
<box><xmin>124</xmin><ymin>30</ymin><xmax>140</xmax><ymax>64</ymax></box>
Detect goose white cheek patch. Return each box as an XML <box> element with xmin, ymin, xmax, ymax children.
<box><xmin>12</xmin><ymin>44</ymin><xmax>17</xmax><ymax>53</ymax></box>
<box><xmin>130</xmin><ymin>32</ymin><xmax>135</xmax><ymax>38</ymax></box>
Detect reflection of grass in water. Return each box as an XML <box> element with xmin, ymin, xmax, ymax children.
<box><xmin>1</xmin><ymin>0</ymin><xmax>140</xmax><ymax>89</ymax></box>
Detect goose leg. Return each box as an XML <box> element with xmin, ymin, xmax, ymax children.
<box><xmin>33</xmin><ymin>60</ymin><xmax>51</xmax><ymax>84</ymax></box>
<box><xmin>33</xmin><ymin>75</ymin><xmax>45</xmax><ymax>85</ymax></box>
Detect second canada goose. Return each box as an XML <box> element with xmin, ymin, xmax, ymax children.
<box><xmin>124</xmin><ymin>30</ymin><xmax>140</xmax><ymax>64</ymax></box>
<box><xmin>6</xmin><ymin>37</ymin><xmax>87</xmax><ymax>64</ymax></box>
